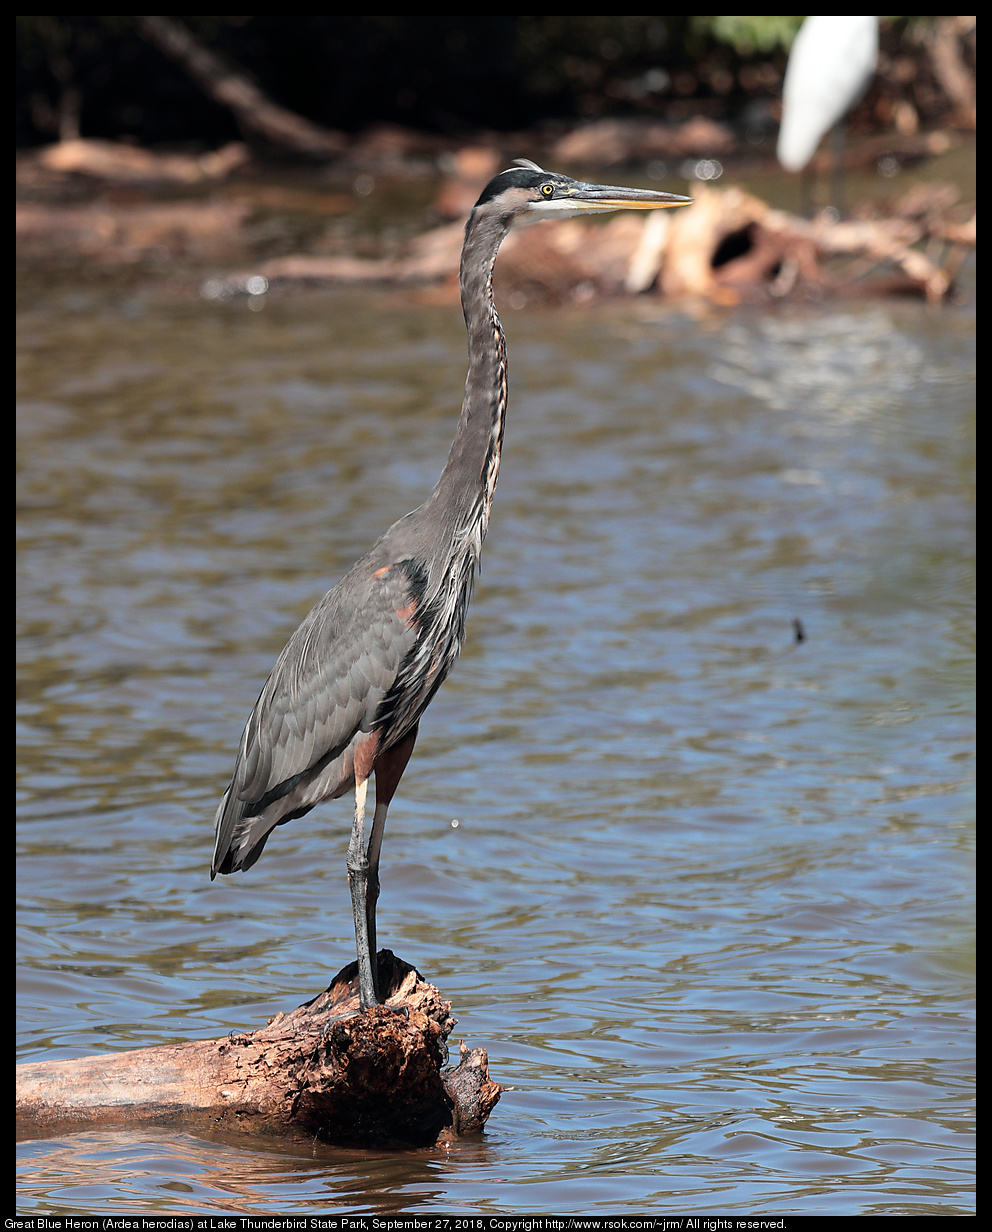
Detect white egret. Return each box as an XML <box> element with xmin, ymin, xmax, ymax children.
<box><xmin>777</xmin><ymin>15</ymin><xmax>879</xmax><ymax>178</ymax></box>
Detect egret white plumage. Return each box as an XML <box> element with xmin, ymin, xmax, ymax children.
<box><xmin>777</xmin><ymin>15</ymin><xmax>879</xmax><ymax>174</ymax></box>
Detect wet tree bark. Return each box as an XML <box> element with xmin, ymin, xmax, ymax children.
<box><xmin>15</xmin><ymin>951</ymin><xmax>501</xmax><ymax>1147</ymax></box>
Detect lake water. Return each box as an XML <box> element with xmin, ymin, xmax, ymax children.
<box><xmin>16</xmin><ymin>254</ymin><xmax>974</xmax><ymax>1214</ymax></box>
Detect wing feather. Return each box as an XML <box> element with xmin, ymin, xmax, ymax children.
<box><xmin>230</xmin><ymin>561</ymin><xmax>419</xmax><ymax>808</ymax></box>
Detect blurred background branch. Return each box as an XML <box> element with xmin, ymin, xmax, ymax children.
<box><xmin>15</xmin><ymin>16</ymin><xmax>976</xmax><ymax>154</ymax></box>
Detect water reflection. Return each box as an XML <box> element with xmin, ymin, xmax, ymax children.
<box><xmin>17</xmin><ymin>278</ymin><xmax>974</xmax><ymax>1214</ymax></box>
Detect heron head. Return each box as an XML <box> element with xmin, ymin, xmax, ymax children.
<box><xmin>473</xmin><ymin>158</ymin><xmax>692</xmax><ymax>220</ymax></box>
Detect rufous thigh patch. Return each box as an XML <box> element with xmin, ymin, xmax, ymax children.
<box><xmin>353</xmin><ymin>729</ymin><xmax>381</xmax><ymax>782</ymax></box>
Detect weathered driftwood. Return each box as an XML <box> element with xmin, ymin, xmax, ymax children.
<box><xmin>658</xmin><ymin>182</ymin><xmax>974</xmax><ymax>304</ymax></box>
<box><xmin>30</xmin><ymin>137</ymin><xmax>249</xmax><ymax>184</ymax></box>
<box><xmin>15</xmin><ymin>951</ymin><xmax>501</xmax><ymax>1147</ymax></box>
<box><xmin>16</xmin><ymin>199</ymin><xmax>254</xmax><ymax>263</ymax></box>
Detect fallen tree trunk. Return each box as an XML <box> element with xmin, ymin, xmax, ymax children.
<box><xmin>31</xmin><ymin>137</ymin><xmax>249</xmax><ymax>184</ymax></box>
<box><xmin>15</xmin><ymin>951</ymin><xmax>500</xmax><ymax>1147</ymax></box>
<box><xmin>137</xmin><ymin>16</ymin><xmax>346</xmax><ymax>159</ymax></box>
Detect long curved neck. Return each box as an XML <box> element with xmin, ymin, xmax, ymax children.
<box><xmin>430</xmin><ymin>205</ymin><xmax>512</xmax><ymax>552</ymax></box>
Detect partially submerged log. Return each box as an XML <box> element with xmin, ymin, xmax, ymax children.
<box><xmin>16</xmin><ymin>951</ymin><xmax>501</xmax><ymax>1147</ymax></box>
<box><xmin>550</xmin><ymin>116</ymin><xmax>736</xmax><ymax>168</ymax></box>
<box><xmin>16</xmin><ymin>199</ymin><xmax>253</xmax><ymax>263</ymax></box>
<box><xmin>29</xmin><ymin>137</ymin><xmax>249</xmax><ymax>185</ymax></box>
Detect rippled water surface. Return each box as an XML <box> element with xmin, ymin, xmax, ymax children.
<box><xmin>17</xmin><ymin>269</ymin><xmax>974</xmax><ymax>1214</ymax></box>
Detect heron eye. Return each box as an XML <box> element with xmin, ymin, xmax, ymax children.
<box><xmin>541</xmin><ymin>182</ymin><xmax>555</xmax><ymax>196</ymax></box>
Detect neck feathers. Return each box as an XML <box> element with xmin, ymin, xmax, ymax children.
<box><xmin>432</xmin><ymin>206</ymin><xmax>512</xmax><ymax>555</ymax></box>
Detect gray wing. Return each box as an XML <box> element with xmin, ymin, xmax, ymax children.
<box><xmin>236</xmin><ymin>559</ymin><xmax>420</xmax><ymax>805</ymax></box>
<box><xmin>212</xmin><ymin>559</ymin><xmax>422</xmax><ymax>872</ymax></box>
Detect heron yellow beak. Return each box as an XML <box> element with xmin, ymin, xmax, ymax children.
<box><xmin>535</xmin><ymin>182</ymin><xmax>693</xmax><ymax>216</ymax></box>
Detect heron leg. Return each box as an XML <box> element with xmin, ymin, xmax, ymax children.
<box><xmin>363</xmin><ymin>724</ymin><xmax>419</xmax><ymax>995</ymax></box>
<box><xmin>346</xmin><ymin>776</ymin><xmax>379</xmax><ymax>1010</ymax></box>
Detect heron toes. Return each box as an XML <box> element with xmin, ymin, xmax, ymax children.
<box><xmin>375</xmin><ymin>1002</ymin><xmax>410</xmax><ymax>1020</ymax></box>
<box><xmin>319</xmin><ymin>1002</ymin><xmax>408</xmax><ymax>1042</ymax></box>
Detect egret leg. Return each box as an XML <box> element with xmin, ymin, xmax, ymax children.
<box><xmin>800</xmin><ymin>164</ymin><xmax>814</xmax><ymax>218</ymax></box>
<box><xmin>829</xmin><ymin>123</ymin><xmax>847</xmax><ymax>219</ymax></box>
<box><xmin>346</xmin><ymin>776</ymin><xmax>378</xmax><ymax>1010</ymax></box>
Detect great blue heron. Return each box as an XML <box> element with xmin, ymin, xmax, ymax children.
<box><xmin>211</xmin><ymin>160</ymin><xmax>692</xmax><ymax>1010</ymax></box>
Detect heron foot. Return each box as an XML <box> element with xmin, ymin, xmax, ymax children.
<box><xmin>318</xmin><ymin>1000</ymin><xmax>408</xmax><ymax>1042</ymax></box>
<box><xmin>375</xmin><ymin>1002</ymin><xmax>410</xmax><ymax>1020</ymax></box>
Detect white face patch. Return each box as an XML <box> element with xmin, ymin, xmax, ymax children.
<box><xmin>525</xmin><ymin>196</ymin><xmax>617</xmax><ymax>217</ymax></box>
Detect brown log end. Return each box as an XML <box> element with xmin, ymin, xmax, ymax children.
<box><xmin>251</xmin><ymin>950</ymin><xmax>491</xmax><ymax>1146</ymax></box>
<box><xmin>290</xmin><ymin>1009</ymin><xmax>453</xmax><ymax>1145</ymax></box>
<box><xmin>441</xmin><ymin>1042</ymin><xmax>503</xmax><ymax>1137</ymax></box>
<box><xmin>16</xmin><ymin>951</ymin><xmax>501</xmax><ymax>1147</ymax></box>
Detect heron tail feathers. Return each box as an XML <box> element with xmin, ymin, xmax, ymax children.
<box><xmin>210</xmin><ymin>787</ymin><xmax>279</xmax><ymax>878</ymax></box>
